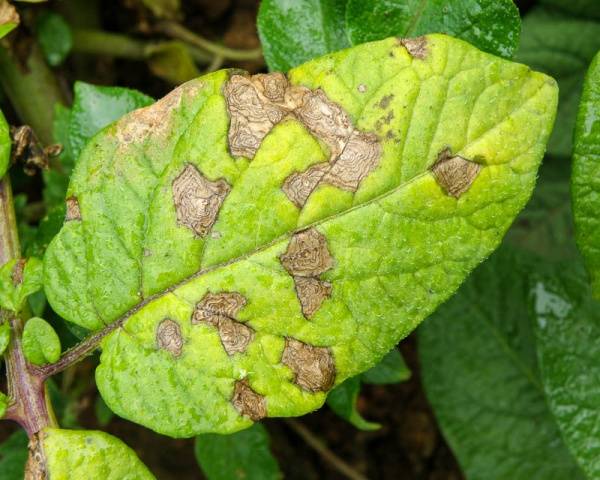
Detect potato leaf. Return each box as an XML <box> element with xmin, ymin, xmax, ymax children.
<box><xmin>0</xmin><ymin>257</ymin><xmax>42</xmax><ymax>313</ymax></box>
<box><xmin>572</xmin><ymin>51</ymin><xmax>600</xmax><ymax>297</ymax></box>
<box><xmin>419</xmin><ymin>248</ymin><xmax>585</xmax><ymax>479</ymax></box>
<box><xmin>0</xmin><ymin>108</ymin><xmax>9</xmax><ymax>178</ymax></box>
<box><xmin>327</xmin><ymin>376</ymin><xmax>380</xmax><ymax>430</ymax></box>
<box><xmin>361</xmin><ymin>347</ymin><xmax>410</xmax><ymax>384</ymax></box>
<box><xmin>22</xmin><ymin>317</ymin><xmax>61</xmax><ymax>365</ymax></box>
<box><xmin>43</xmin><ymin>35</ymin><xmax>557</xmax><ymax>437</ymax></box>
<box><xmin>35</xmin><ymin>11</ymin><xmax>72</xmax><ymax>67</ymax></box>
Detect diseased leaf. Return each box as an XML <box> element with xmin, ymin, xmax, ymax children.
<box><xmin>345</xmin><ymin>0</ymin><xmax>520</xmax><ymax>59</ymax></box>
<box><xmin>0</xmin><ymin>430</ymin><xmax>28</xmax><ymax>480</ymax></box>
<box><xmin>516</xmin><ymin>8</ymin><xmax>600</xmax><ymax>157</ymax></box>
<box><xmin>0</xmin><ymin>108</ymin><xmax>10</xmax><ymax>178</ymax></box>
<box><xmin>361</xmin><ymin>347</ymin><xmax>410</xmax><ymax>384</ymax></box>
<box><xmin>572</xmin><ymin>51</ymin><xmax>600</xmax><ymax>297</ymax></box>
<box><xmin>40</xmin><ymin>428</ymin><xmax>155</xmax><ymax>479</ymax></box>
<box><xmin>22</xmin><ymin>317</ymin><xmax>61</xmax><ymax>365</ymax></box>
<box><xmin>257</xmin><ymin>0</ymin><xmax>350</xmax><ymax>72</ymax></box>
<box><xmin>0</xmin><ymin>257</ymin><xmax>42</xmax><ymax>312</ymax></box>
<box><xmin>0</xmin><ymin>321</ymin><xmax>10</xmax><ymax>355</ymax></box>
<box><xmin>0</xmin><ymin>1</ymin><xmax>19</xmax><ymax>41</ymax></box>
<box><xmin>194</xmin><ymin>423</ymin><xmax>281</xmax><ymax>480</ymax></box>
<box><xmin>36</xmin><ymin>11</ymin><xmax>72</xmax><ymax>66</ymax></box>
<box><xmin>531</xmin><ymin>260</ymin><xmax>600</xmax><ymax>478</ymax></box>
<box><xmin>43</xmin><ymin>35</ymin><xmax>558</xmax><ymax>436</ymax></box>
<box><xmin>419</xmin><ymin>248</ymin><xmax>585</xmax><ymax>480</ymax></box>
<box><xmin>327</xmin><ymin>376</ymin><xmax>380</xmax><ymax>430</ymax></box>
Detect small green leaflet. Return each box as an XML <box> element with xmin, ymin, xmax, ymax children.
<box><xmin>35</xmin><ymin>11</ymin><xmax>72</xmax><ymax>67</ymax></box>
<box><xmin>531</xmin><ymin>261</ymin><xmax>600</xmax><ymax>479</ymax></box>
<box><xmin>327</xmin><ymin>376</ymin><xmax>380</xmax><ymax>430</ymax></box>
<box><xmin>0</xmin><ymin>430</ymin><xmax>28</xmax><ymax>480</ymax></box>
<box><xmin>516</xmin><ymin>8</ymin><xmax>600</xmax><ymax>157</ymax></box>
<box><xmin>194</xmin><ymin>423</ymin><xmax>281</xmax><ymax>480</ymax></box>
<box><xmin>43</xmin><ymin>35</ymin><xmax>557</xmax><ymax>437</ymax></box>
<box><xmin>258</xmin><ymin>0</ymin><xmax>520</xmax><ymax>71</ymax></box>
<box><xmin>361</xmin><ymin>347</ymin><xmax>410</xmax><ymax>384</ymax></box>
<box><xmin>42</xmin><ymin>428</ymin><xmax>155</xmax><ymax>479</ymax></box>
<box><xmin>572</xmin><ymin>51</ymin><xmax>600</xmax><ymax>297</ymax></box>
<box><xmin>22</xmin><ymin>317</ymin><xmax>61</xmax><ymax>365</ymax></box>
<box><xmin>419</xmin><ymin>248</ymin><xmax>585</xmax><ymax>480</ymax></box>
<box><xmin>0</xmin><ymin>257</ymin><xmax>43</xmax><ymax>313</ymax></box>
<box><xmin>0</xmin><ymin>108</ymin><xmax>9</xmax><ymax>178</ymax></box>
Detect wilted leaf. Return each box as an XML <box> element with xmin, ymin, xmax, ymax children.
<box><xmin>36</xmin><ymin>11</ymin><xmax>72</xmax><ymax>67</ymax></box>
<box><xmin>327</xmin><ymin>376</ymin><xmax>380</xmax><ymax>430</ymax></box>
<box><xmin>22</xmin><ymin>317</ymin><xmax>61</xmax><ymax>365</ymax></box>
<box><xmin>0</xmin><ymin>257</ymin><xmax>42</xmax><ymax>312</ymax></box>
<box><xmin>361</xmin><ymin>347</ymin><xmax>410</xmax><ymax>384</ymax></box>
<box><xmin>572</xmin><ymin>51</ymin><xmax>600</xmax><ymax>297</ymax></box>
<box><xmin>516</xmin><ymin>8</ymin><xmax>600</xmax><ymax>157</ymax></box>
<box><xmin>258</xmin><ymin>0</ymin><xmax>350</xmax><ymax>72</ymax></box>
<box><xmin>419</xmin><ymin>248</ymin><xmax>585</xmax><ymax>480</ymax></box>
<box><xmin>146</xmin><ymin>41</ymin><xmax>200</xmax><ymax>85</ymax></box>
<box><xmin>346</xmin><ymin>0</ymin><xmax>520</xmax><ymax>59</ymax></box>
<box><xmin>0</xmin><ymin>108</ymin><xmax>9</xmax><ymax>178</ymax></box>
<box><xmin>531</xmin><ymin>260</ymin><xmax>600</xmax><ymax>479</ymax></box>
<box><xmin>0</xmin><ymin>1</ymin><xmax>18</xmax><ymax>41</ymax></box>
<box><xmin>194</xmin><ymin>423</ymin><xmax>281</xmax><ymax>480</ymax></box>
<box><xmin>39</xmin><ymin>428</ymin><xmax>155</xmax><ymax>479</ymax></box>
<box><xmin>0</xmin><ymin>430</ymin><xmax>28</xmax><ymax>480</ymax></box>
<box><xmin>0</xmin><ymin>321</ymin><xmax>10</xmax><ymax>355</ymax></box>
<box><xmin>44</xmin><ymin>35</ymin><xmax>557</xmax><ymax>436</ymax></box>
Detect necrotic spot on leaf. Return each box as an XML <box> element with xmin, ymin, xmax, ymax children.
<box><xmin>12</xmin><ymin>258</ymin><xmax>26</xmax><ymax>286</ymax></box>
<box><xmin>430</xmin><ymin>148</ymin><xmax>482</xmax><ymax>198</ymax></box>
<box><xmin>281</xmin><ymin>338</ymin><xmax>335</xmax><ymax>392</ymax></box>
<box><xmin>172</xmin><ymin>164</ymin><xmax>231</xmax><ymax>237</ymax></box>
<box><xmin>231</xmin><ymin>379</ymin><xmax>267</xmax><ymax>421</ymax></box>
<box><xmin>280</xmin><ymin>228</ymin><xmax>334</xmax><ymax>277</ymax></box>
<box><xmin>65</xmin><ymin>196</ymin><xmax>81</xmax><ymax>222</ymax></box>
<box><xmin>282</xmin><ymin>162</ymin><xmax>329</xmax><ymax>208</ymax></box>
<box><xmin>214</xmin><ymin>317</ymin><xmax>254</xmax><ymax>355</ymax></box>
<box><xmin>156</xmin><ymin>318</ymin><xmax>183</xmax><ymax>357</ymax></box>
<box><xmin>379</xmin><ymin>94</ymin><xmax>394</xmax><ymax>109</ymax></box>
<box><xmin>399</xmin><ymin>37</ymin><xmax>428</xmax><ymax>59</ymax></box>
<box><xmin>294</xmin><ymin>277</ymin><xmax>332</xmax><ymax>318</ymax></box>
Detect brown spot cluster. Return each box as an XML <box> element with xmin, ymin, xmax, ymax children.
<box><xmin>231</xmin><ymin>379</ymin><xmax>266</xmax><ymax>421</ymax></box>
<box><xmin>431</xmin><ymin>148</ymin><xmax>482</xmax><ymax>198</ymax></box>
<box><xmin>223</xmin><ymin>72</ymin><xmax>382</xmax><ymax>208</ymax></box>
<box><xmin>172</xmin><ymin>164</ymin><xmax>230</xmax><ymax>237</ymax></box>
<box><xmin>399</xmin><ymin>36</ymin><xmax>428</xmax><ymax>59</ymax></box>
<box><xmin>281</xmin><ymin>338</ymin><xmax>335</xmax><ymax>392</ymax></box>
<box><xmin>156</xmin><ymin>318</ymin><xmax>183</xmax><ymax>357</ymax></box>
<box><xmin>24</xmin><ymin>434</ymin><xmax>46</xmax><ymax>480</ymax></box>
<box><xmin>280</xmin><ymin>228</ymin><xmax>333</xmax><ymax>319</ymax></box>
<box><xmin>192</xmin><ymin>292</ymin><xmax>253</xmax><ymax>355</ymax></box>
<box><xmin>65</xmin><ymin>196</ymin><xmax>81</xmax><ymax>221</ymax></box>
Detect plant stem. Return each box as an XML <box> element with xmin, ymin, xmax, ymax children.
<box><xmin>284</xmin><ymin>419</ymin><xmax>369</xmax><ymax>480</ymax></box>
<box><xmin>0</xmin><ymin>44</ymin><xmax>66</xmax><ymax>145</ymax></box>
<box><xmin>0</xmin><ymin>176</ymin><xmax>56</xmax><ymax>436</ymax></box>
<box><xmin>157</xmin><ymin>21</ymin><xmax>263</xmax><ymax>62</ymax></box>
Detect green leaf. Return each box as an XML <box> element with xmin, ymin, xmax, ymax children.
<box><xmin>346</xmin><ymin>0</ymin><xmax>520</xmax><ymax>59</ymax></box>
<box><xmin>257</xmin><ymin>0</ymin><xmax>350</xmax><ymax>72</ymax></box>
<box><xmin>0</xmin><ymin>108</ymin><xmax>10</xmax><ymax>178</ymax></box>
<box><xmin>68</xmin><ymin>82</ymin><xmax>154</xmax><ymax>162</ymax></box>
<box><xmin>0</xmin><ymin>391</ymin><xmax>7</xmax><ymax>418</ymax></box>
<box><xmin>530</xmin><ymin>260</ymin><xmax>600</xmax><ymax>479</ymax></box>
<box><xmin>43</xmin><ymin>35</ymin><xmax>557</xmax><ymax>436</ymax></box>
<box><xmin>0</xmin><ymin>430</ymin><xmax>28</xmax><ymax>480</ymax></box>
<box><xmin>0</xmin><ymin>320</ymin><xmax>10</xmax><ymax>355</ymax></box>
<box><xmin>22</xmin><ymin>317</ymin><xmax>61</xmax><ymax>365</ymax></box>
<box><xmin>361</xmin><ymin>347</ymin><xmax>410</xmax><ymax>384</ymax></box>
<box><xmin>194</xmin><ymin>423</ymin><xmax>281</xmax><ymax>480</ymax></box>
<box><xmin>146</xmin><ymin>41</ymin><xmax>200</xmax><ymax>85</ymax></box>
<box><xmin>572</xmin><ymin>51</ymin><xmax>600</xmax><ymax>297</ymax></box>
<box><xmin>327</xmin><ymin>376</ymin><xmax>380</xmax><ymax>430</ymax></box>
<box><xmin>42</xmin><ymin>428</ymin><xmax>155</xmax><ymax>479</ymax></box>
<box><xmin>36</xmin><ymin>11</ymin><xmax>72</xmax><ymax>67</ymax></box>
<box><xmin>0</xmin><ymin>257</ymin><xmax>43</xmax><ymax>312</ymax></box>
<box><xmin>419</xmin><ymin>248</ymin><xmax>584</xmax><ymax>480</ymax></box>
<box><xmin>95</xmin><ymin>395</ymin><xmax>115</xmax><ymax>427</ymax></box>
<box><xmin>516</xmin><ymin>8</ymin><xmax>600</xmax><ymax>157</ymax></box>
<box><xmin>0</xmin><ymin>1</ymin><xmax>19</xmax><ymax>41</ymax></box>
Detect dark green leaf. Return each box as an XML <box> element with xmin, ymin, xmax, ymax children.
<box><xmin>540</xmin><ymin>0</ymin><xmax>600</xmax><ymax>19</ymax></box>
<box><xmin>95</xmin><ymin>396</ymin><xmax>115</xmax><ymax>427</ymax></box>
<box><xmin>361</xmin><ymin>347</ymin><xmax>410</xmax><ymax>384</ymax></box>
<box><xmin>258</xmin><ymin>0</ymin><xmax>350</xmax><ymax>71</ymax></box>
<box><xmin>345</xmin><ymin>0</ymin><xmax>520</xmax><ymax>58</ymax></box>
<box><xmin>194</xmin><ymin>423</ymin><xmax>281</xmax><ymax>480</ymax></box>
<box><xmin>516</xmin><ymin>8</ymin><xmax>600</xmax><ymax>157</ymax></box>
<box><xmin>327</xmin><ymin>376</ymin><xmax>380</xmax><ymax>430</ymax></box>
<box><xmin>36</xmin><ymin>11</ymin><xmax>72</xmax><ymax>66</ymax></box>
<box><xmin>419</xmin><ymin>248</ymin><xmax>584</xmax><ymax>480</ymax></box>
<box><xmin>0</xmin><ymin>430</ymin><xmax>28</xmax><ymax>480</ymax></box>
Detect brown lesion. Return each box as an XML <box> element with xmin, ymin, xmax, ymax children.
<box><xmin>192</xmin><ymin>292</ymin><xmax>254</xmax><ymax>355</ymax></box>
<box><xmin>172</xmin><ymin>164</ymin><xmax>230</xmax><ymax>237</ymax></box>
<box><xmin>294</xmin><ymin>277</ymin><xmax>332</xmax><ymax>319</ymax></box>
<box><xmin>156</xmin><ymin>318</ymin><xmax>183</xmax><ymax>357</ymax></box>
<box><xmin>399</xmin><ymin>36</ymin><xmax>428</xmax><ymax>59</ymax></box>
<box><xmin>281</xmin><ymin>162</ymin><xmax>329</xmax><ymax>208</ymax></box>
<box><xmin>280</xmin><ymin>228</ymin><xmax>333</xmax><ymax>278</ymax></box>
<box><xmin>281</xmin><ymin>338</ymin><xmax>335</xmax><ymax>392</ymax></box>
<box><xmin>11</xmin><ymin>258</ymin><xmax>26</xmax><ymax>286</ymax></box>
<box><xmin>65</xmin><ymin>196</ymin><xmax>81</xmax><ymax>221</ymax></box>
<box><xmin>231</xmin><ymin>379</ymin><xmax>267</xmax><ymax>421</ymax></box>
<box><xmin>431</xmin><ymin>148</ymin><xmax>482</xmax><ymax>198</ymax></box>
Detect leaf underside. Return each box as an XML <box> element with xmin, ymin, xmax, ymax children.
<box><xmin>43</xmin><ymin>34</ymin><xmax>558</xmax><ymax>437</ymax></box>
<box><xmin>572</xmin><ymin>51</ymin><xmax>600</xmax><ymax>297</ymax></box>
